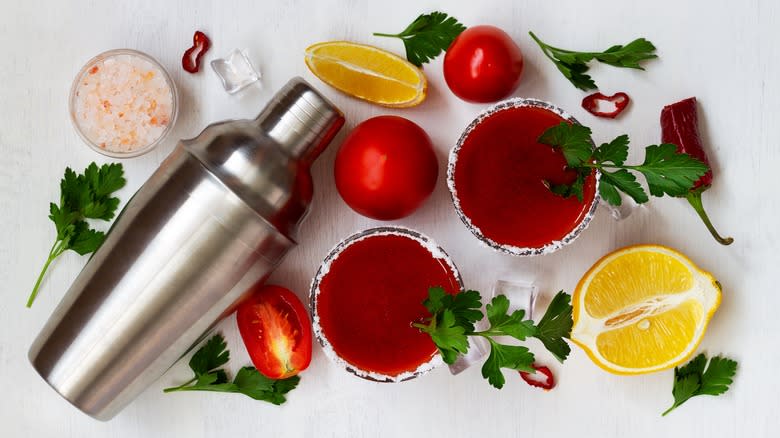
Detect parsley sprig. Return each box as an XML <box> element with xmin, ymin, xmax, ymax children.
<box><xmin>663</xmin><ymin>353</ymin><xmax>737</xmax><ymax>416</ymax></box>
<box><xmin>27</xmin><ymin>163</ymin><xmax>126</xmax><ymax>307</ymax></box>
<box><xmin>538</xmin><ymin>123</ymin><xmax>709</xmax><ymax>206</ymax></box>
<box><xmin>374</xmin><ymin>12</ymin><xmax>466</xmax><ymax>66</ymax></box>
<box><xmin>414</xmin><ymin>288</ymin><xmax>573</xmax><ymax>389</ymax></box>
<box><xmin>529</xmin><ymin>32</ymin><xmax>657</xmax><ymax>90</ymax></box>
<box><xmin>164</xmin><ymin>334</ymin><xmax>300</xmax><ymax>405</ymax></box>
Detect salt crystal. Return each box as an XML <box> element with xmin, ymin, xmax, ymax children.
<box><xmin>71</xmin><ymin>50</ymin><xmax>177</xmax><ymax>156</ymax></box>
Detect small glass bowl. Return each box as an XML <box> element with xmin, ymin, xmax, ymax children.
<box><xmin>69</xmin><ymin>49</ymin><xmax>179</xmax><ymax>158</ymax></box>
<box><xmin>447</xmin><ymin>97</ymin><xmax>601</xmax><ymax>256</ymax></box>
<box><xmin>309</xmin><ymin>226</ymin><xmax>463</xmax><ymax>382</ymax></box>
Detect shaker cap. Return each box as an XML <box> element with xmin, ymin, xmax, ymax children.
<box><xmin>256</xmin><ymin>77</ymin><xmax>345</xmax><ymax>163</ymax></box>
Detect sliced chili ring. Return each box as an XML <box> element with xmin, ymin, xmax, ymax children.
<box><xmin>581</xmin><ymin>92</ymin><xmax>630</xmax><ymax>119</ymax></box>
<box><xmin>519</xmin><ymin>363</ymin><xmax>555</xmax><ymax>390</ymax></box>
<box><xmin>182</xmin><ymin>30</ymin><xmax>211</xmax><ymax>73</ymax></box>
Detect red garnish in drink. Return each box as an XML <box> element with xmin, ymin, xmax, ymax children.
<box><xmin>661</xmin><ymin>97</ymin><xmax>733</xmax><ymax>245</ymax></box>
<box><xmin>316</xmin><ymin>233</ymin><xmax>460</xmax><ymax>377</ymax></box>
<box><xmin>452</xmin><ymin>105</ymin><xmax>596</xmax><ymax>249</ymax></box>
<box><xmin>581</xmin><ymin>92</ymin><xmax>630</xmax><ymax>118</ymax></box>
<box><xmin>519</xmin><ymin>364</ymin><xmax>555</xmax><ymax>390</ymax></box>
<box><xmin>182</xmin><ymin>30</ymin><xmax>211</xmax><ymax>73</ymax></box>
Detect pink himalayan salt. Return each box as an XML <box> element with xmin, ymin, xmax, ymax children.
<box><xmin>73</xmin><ymin>53</ymin><xmax>174</xmax><ymax>154</ymax></box>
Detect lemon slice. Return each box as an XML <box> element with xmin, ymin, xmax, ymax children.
<box><xmin>571</xmin><ymin>245</ymin><xmax>721</xmax><ymax>374</ymax></box>
<box><xmin>304</xmin><ymin>41</ymin><xmax>427</xmax><ymax>108</ymax></box>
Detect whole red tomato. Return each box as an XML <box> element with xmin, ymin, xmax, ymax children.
<box><xmin>334</xmin><ymin>116</ymin><xmax>438</xmax><ymax>220</ymax></box>
<box><xmin>443</xmin><ymin>25</ymin><xmax>524</xmax><ymax>103</ymax></box>
<box><xmin>236</xmin><ymin>285</ymin><xmax>312</xmax><ymax>379</ymax></box>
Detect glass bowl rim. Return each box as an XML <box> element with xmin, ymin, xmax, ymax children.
<box><xmin>309</xmin><ymin>226</ymin><xmax>464</xmax><ymax>382</ymax></box>
<box><xmin>446</xmin><ymin>97</ymin><xmax>601</xmax><ymax>257</ymax></box>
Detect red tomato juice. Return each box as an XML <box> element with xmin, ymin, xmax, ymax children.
<box><xmin>453</xmin><ymin>105</ymin><xmax>596</xmax><ymax>249</ymax></box>
<box><xmin>315</xmin><ymin>233</ymin><xmax>460</xmax><ymax>377</ymax></box>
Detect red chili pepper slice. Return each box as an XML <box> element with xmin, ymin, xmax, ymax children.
<box><xmin>182</xmin><ymin>30</ymin><xmax>211</xmax><ymax>73</ymax></box>
<box><xmin>519</xmin><ymin>364</ymin><xmax>555</xmax><ymax>390</ymax></box>
<box><xmin>581</xmin><ymin>92</ymin><xmax>630</xmax><ymax>118</ymax></box>
<box><xmin>661</xmin><ymin>97</ymin><xmax>711</xmax><ymax>188</ymax></box>
<box><xmin>661</xmin><ymin>97</ymin><xmax>733</xmax><ymax>245</ymax></box>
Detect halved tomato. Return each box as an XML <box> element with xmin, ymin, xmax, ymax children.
<box><xmin>236</xmin><ymin>285</ymin><xmax>313</xmax><ymax>379</ymax></box>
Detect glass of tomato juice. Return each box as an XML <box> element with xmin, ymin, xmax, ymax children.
<box><xmin>447</xmin><ymin>98</ymin><xmax>600</xmax><ymax>256</ymax></box>
<box><xmin>310</xmin><ymin>227</ymin><xmax>462</xmax><ymax>381</ymax></box>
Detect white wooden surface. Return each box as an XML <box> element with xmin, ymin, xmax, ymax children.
<box><xmin>1</xmin><ymin>0</ymin><xmax>778</xmax><ymax>436</ymax></box>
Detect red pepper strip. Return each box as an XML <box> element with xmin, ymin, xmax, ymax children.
<box><xmin>182</xmin><ymin>30</ymin><xmax>211</xmax><ymax>73</ymax></box>
<box><xmin>581</xmin><ymin>92</ymin><xmax>630</xmax><ymax>118</ymax></box>
<box><xmin>519</xmin><ymin>364</ymin><xmax>555</xmax><ymax>390</ymax></box>
<box><xmin>661</xmin><ymin>97</ymin><xmax>733</xmax><ymax>245</ymax></box>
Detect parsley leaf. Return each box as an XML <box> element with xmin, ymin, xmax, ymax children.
<box><xmin>27</xmin><ymin>163</ymin><xmax>126</xmax><ymax>307</ymax></box>
<box><xmin>529</xmin><ymin>32</ymin><xmax>657</xmax><ymax>90</ymax></box>
<box><xmin>594</xmin><ymin>135</ymin><xmax>629</xmax><ymax>165</ymax></box>
<box><xmin>597</xmin><ymin>38</ymin><xmax>658</xmax><ymax>68</ymax></box>
<box><xmin>597</xmin><ymin>178</ymin><xmax>622</xmax><ymax>206</ymax></box>
<box><xmin>423</xmin><ymin>287</ymin><xmax>482</xmax><ymax>333</ymax></box>
<box><xmin>444</xmin><ymin>289</ymin><xmax>483</xmax><ymax>331</ymax></box>
<box><xmin>677</xmin><ymin>352</ymin><xmax>707</xmax><ymax>376</ymax></box>
<box><xmin>164</xmin><ymin>334</ymin><xmax>300</xmax><ymax>405</ymax></box>
<box><xmin>636</xmin><ymin>144</ymin><xmax>709</xmax><ymax>197</ymax></box>
<box><xmin>482</xmin><ymin>342</ymin><xmax>535</xmax><ymax>389</ymax></box>
<box><xmin>662</xmin><ymin>353</ymin><xmax>737</xmax><ymax>416</ymax></box>
<box><xmin>189</xmin><ymin>333</ymin><xmax>230</xmax><ymax>376</ymax></box>
<box><xmin>699</xmin><ymin>356</ymin><xmax>738</xmax><ymax>396</ymax></box>
<box><xmin>233</xmin><ymin>367</ymin><xmax>300</xmax><ymax>405</ymax></box>
<box><xmin>548</xmin><ymin>169</ymin><xmax>589</xmax><ymax>202</ymax></box>
<box><xmin>533</xmin><ymin>291</ymin><xmax>574</xmax><ymax>362</ymax></box>
<box><xmin>538</xmin><ymin>122</ymin><xmax>594</xmax><ymax>167</ymax></box>
<box><xmin>484</xmin><ymin>295</ymin><xmax>537</xmax><ymax>341</ymax></box>
<box><xmin>422</xmin><ymin>286</ymin><xmax>448</xmax><ymax>314</ymax></box>
<box><xmin>600</xmin><ymin>169</ymin><xmax>649</xmax><ymax>206</ymax></box>
<box><xmin>553</xmin><ymin>59</ymin><xmax>596</xmax><ymax>91</ymax></box>
<box><xmin>429</xmin><ymin>309</ymin><xmax>469</xmax><ymax>365</ymax></box>
<box><xmin>415</xmin><ymin>287</ymin><xmax>573</xmax><ymax>389</ymax></box>
<box><xmin>374</xmin><ymin>11</ymin><xmax>466</xmax><ymax>66</ymax></box>
<box><xmin>68</xmin><ymin>221</ymin><xmax>105</xmax><ymax>255</ymax></box>
<box><xmin>419</xmin><ymin>288</ymin><xmax>477</xmax><ymax>364</ymax></box>
<box><xmin>538</xmin><ymin>124</ymin><xmax>709</xmax><ymax>206</ymax></box>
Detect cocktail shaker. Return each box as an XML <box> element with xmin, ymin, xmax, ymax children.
<box><xmin>28</xmin><ymin>77</ymin><xmax>344</xmax><ymax>420</ymax></box>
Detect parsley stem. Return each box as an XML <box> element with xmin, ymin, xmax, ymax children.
<box><xmin>162</xmin><ymin>377</ymin><xmax>198</xmax><ymax>393</ymax></box>
<box><xmin>661</xmin><ymin>403</ymin><xmax>679</xmax><ymax>416</ymax></box>
<box><xmin>372</xmin><ymin>32</ymin><xmax>401</xmax><ymax>38</ymax></box>
<box><xmin>686</xmin><ymin>189</ymin><xmax>734</xmax><ymax>245</ymax></box>
<box><xmin>582</xmin><ymin>162</ymin><xmax>645</xmax><ymax>171</ymax></box>
<box><xmin>411</xmin><ymin>322</ymin><xmax>429</xmax><ymax>330</ymax></box>
<box><xmin>27</xmin><ymin>239</ymin><xmax>66</xmax><ymax>308</ymax></box>
<box><xmin>529</xmin><ymin>32</ymin><xmax>623</xmax><ymax>58</ymax></box>
<box><xmin>474</xmin><ymin>330</ymin><xmax>506</xmax><ymax>338</ymax></box>
<box><xmin>528</xmin><ymin>32</ymin><xmax>559</xmax><ymax>63</ymax></box>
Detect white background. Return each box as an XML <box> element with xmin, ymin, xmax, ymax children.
<box><xmin>1</xmin><ymin>0</ymin><xmax>778</xmax><ymax>436</ymax></box>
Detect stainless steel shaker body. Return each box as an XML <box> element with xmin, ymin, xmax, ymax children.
<box><xmin>28</xmin><ymin>78</ymin><xmax>344</xmax><ymax>420</ymax></box>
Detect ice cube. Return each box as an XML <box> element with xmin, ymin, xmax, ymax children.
<box><xmin>210</xmin><ymin>49</ymin><xmax>261</xmax><ymax>94</ymax></box>
<box><xmin>491</xmin><ymin>279</ymin><xmax>538</xmax><ymax>320</ymax></box>
<box><xmin>447</xmin><ymin>336</ymin><xmax>490</xmax><ymax>375</ymax></box>
<box><xmin>600</xmin><ymin>191</ymin><xmax>640</xmax><ymax>221</ymax></box>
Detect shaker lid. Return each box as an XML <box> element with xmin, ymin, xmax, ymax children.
<box><xmin>182</xmin><ymin>78</ymin><xmax>345</xmax><ymax>237</ymax></box>
<box><xmin>256</xmin><ymin>77</ymin><xmax>345</xmax><ymax>163</ymax></box>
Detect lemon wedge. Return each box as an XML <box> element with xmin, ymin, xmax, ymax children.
<box><xmin>304</xmin><ymin>41</ymin><xmax>427</xmax><ymax>108</ymax></box>
<box><xmin>571</xmin><ymin>244</ymin><xmax>721</xmax><ymax>374</ymax></box>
